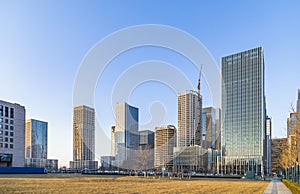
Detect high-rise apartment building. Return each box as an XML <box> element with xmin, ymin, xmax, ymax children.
<box><xmin>0</xmin><ymin>100</ymin><xmax>25</xmax><ymax>167</ymax></box>
<box><xmin>25</xmin><ymin>119</ymin><xmax>47</xmax><ymax>159</ymax></box>
<box><xmin>220</xmin><ymin>47</ymin><xmax>266</xmax><ymax>175</ymax></box>
<box><xmin>177</xmin><ymin>90</ymin><xmax>202</xmax><ymax>147</ymax></box>
<box><xmin>154</xmin><ymin>125</ymin><xmax>176</xmax><ymax>170</ymax></box>
<box><xmin>114</xmin><ymin>102</ymin><xmax>138</xmax><ymax>167</ymax></box>
<box><xmin>70</xmin><ymin>105</ymin><xmax>97</xmax><ymax>170</ymax></box>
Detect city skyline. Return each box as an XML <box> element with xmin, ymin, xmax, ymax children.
<box><xmin>1</xmin><ymin>1</ymin><xmax>300</xmax><ymax>166</ymax></box>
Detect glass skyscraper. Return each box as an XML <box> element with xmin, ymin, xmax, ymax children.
<box><xmin>25</xmin><ymin>119</ymin><xmax>48</xmax><ymax>159</ymax></box>
<box><xmin>114</xmin><ymin>102</ymin><xmax>139</xmax><ymax>168</ymax></box>
<box><xmin>220</xmin><ymin>47</ymin><xmax>266</xmax><ymax>175</ymax></box>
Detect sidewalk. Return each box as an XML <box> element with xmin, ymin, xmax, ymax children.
<box><xmin>263</xmin><ymin>179</ymin><xmax>292</xmax><ymax>194</ymax></box>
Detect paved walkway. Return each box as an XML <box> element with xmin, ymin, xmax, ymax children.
<box><xmin>263</xmin><ymin>179</ymin><xmax>292</xmax><ymax>194</ymax></box>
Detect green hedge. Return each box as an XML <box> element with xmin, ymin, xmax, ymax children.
<box><xmin>282</xmin><ymin>179</ymin><xmax>300</xmax><ymax>194</ymax></box>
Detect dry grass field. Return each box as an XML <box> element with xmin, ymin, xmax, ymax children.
<box><xmin>0</xmin><ymin>174</ymin><xmax>269</xmax><ymax>194</ymax></box>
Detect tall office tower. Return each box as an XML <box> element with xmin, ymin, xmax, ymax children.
<box><xmin>215</xmin><ymin>108</ymin><xmax>221</xmax><ymax>150</ymax></box>
<box><xmin>25</xmin><ymin>119</ymin><xmax>47</xmax><ymax>159</ymax></box>
<box><xmin>73</xmin><ymin>105</ymin><xmax>95</xmax><ymax>161</ymax></box>
<box><xmin>111</xmin><ymin>126</ymin><xmax>116</xmax><ymax>157</ymax></box>
<box><xmin>221</xmin><ymin>47</ymin><xmax>266</xmax><ymax>175</ymax></box>
<box><xmin>264</xmin><ymin>117</ymin><xmax>272</xmax><ymax>175</ymax></box>
<box><xmin>0</xmin><ymin>100</ymin><xmax>25</xmax><ymax>167</ymax></box>
<box><xmin>114</xmin><ymin>102</ymin><xmax>138</xmax><ymax>167</ymax></box>
<box><xmin>177</xmin><ymin>90</ymin><xmax>202</xmax><ymax>147</ymax></box>
<box><xmin>154</xmin><ymin>125</ymin><xmax>176</xmax><ymax>170</ymax></box>
<box><xmin>297</xmin><ymin>89</ymin><xmax>300</xmax><ymax>117</ymax></box>
<box><xmin>202</xmin><ymin>107</ymin><xmax>216</xmax><ymax>149</ymax></box>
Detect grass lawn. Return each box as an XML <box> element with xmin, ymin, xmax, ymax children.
<box><xmin>0</xmin><ymin>174</ymin><xmax>269</xmax><ymax>193</ymax></box>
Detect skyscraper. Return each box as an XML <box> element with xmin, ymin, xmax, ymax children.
<box><xmin>0</xmin><ymin>100</ymin><xmax>25</xmax><ymax>167</ymax></box>
<box><xmin>25</xmin><ymin>119</ymin><xmax>48</xmax><ymax>159</ymax></box>
<box><xmin>202</xmin><ymin>107</ymin><xmax>217</xmax><ymax>149</ymax></box>
<box><xmin>154</xmin><ymin>125</ymin><xmax>176</xmax><ymax>170</ymax></box>
<box><xmin>220</xmin><ymin>47</ymin><xmax>266</xmax><ymax>175</ymax></box>
<box><xmin>73</xmin><ymin>105</ymin><xmax>95</xmax><ymax>161</ymax></box>
<box><xmin>177</xmin><ymin>90</ymin><xmax>202</xmax><ymax>147</ymax></box>
<box><xmin>25</xmin><ymin>119</ymin><xmax>58</xmax><ymax>172</ymax></box>
<box><xmin>70</xmin><ymin>105</ymin><xmax>97</xmax><ymax>170</ymax></box>
<box><xmin>114</xmin><ymin>102</ymin><xmax>138</xmax><ymax>167</ymax></box>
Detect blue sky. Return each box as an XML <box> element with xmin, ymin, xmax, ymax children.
<box><xmin>1</xmin><ymin>1</ymin><xmax>300</xmax><ymax>166</ymax></box>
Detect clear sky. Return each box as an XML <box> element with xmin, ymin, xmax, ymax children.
<box><xmin>1</xmin><ymin>1</ymin><xmax>300</xmax><ymax>167</ymax></box>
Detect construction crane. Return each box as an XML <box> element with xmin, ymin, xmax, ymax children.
<box><xmin>196</xmin><ymin>65</ymin><xmax>203</xmax><ymax>146</ymax></box>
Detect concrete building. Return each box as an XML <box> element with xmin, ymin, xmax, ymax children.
<box><xmin>70</xmin><ymin>105</ymin><xmax>97</xmax><ymax>170</ymax></box>
<box><xmin>113</xmin><ymin>102</ymin><xmax>139</xmax><ymax>169</ymax></box>
<box><xmin>271</xmin><ymin>138</ymin><xmax>287</xmax><ymax>174</ymax></box>
<box><xmin>287</xmin><ymin>112</ymin><xmax>298</xmax><ymax>137</ymax></box>
<box><xmin>264</xmin><ymin>117</ymin><xmax>272</xmax><ymax>175</ymax></box>
<box><xmin>220</xmin><ymin>47</ymin><xmax>266</xmax><ymax>175</ymax></box>
<box><xmin>154</xmin><ymin>125</ymin><xmax>176</xmax><ymax>171</ymax></box>
<box><xmin>0</xmin><ymin>100</ymin><xmax>25</xmax><ymax>167</ymax></box>
<box><xmin>25</xmin><ymin>119</ymin><xmax>47</xmax><ymax>159</ymax></box>
<box><xmin>111</xmin><ymin>126</ymin><xmax>116</xmax><ymax>157</ymax></box>
<box><xmin>177</xmin><ymin>90</ymin><xmax>202</xmax><ymax>147</ymax></box>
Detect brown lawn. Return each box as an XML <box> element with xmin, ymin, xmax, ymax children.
<box><xmin>0</xmin><ymin>174</ymin><xmax>269</xmax><ymax>194</ymax></box>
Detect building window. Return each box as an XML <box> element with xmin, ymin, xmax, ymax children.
<box><xmin>10</xmin><ymin>126</ymin><xmax>13</xmax><ymax>130</ymax></box>
<box><xmin>5</xmin><ymin>125</ymin><xmax>8</xmax><ymax>129</ymax></box>
<box><xmin>0</xmin><ymin>118</ymin><xmax>2</xmax><ymax>123</ymax></box>
<box><xmin>10</xmin><ymin>120</ymin><xmax>14</xmax><ymax>125</ymax></box>
<box><xmin>0</xmin><ymin>124</ymin><xmax>2</xmax><ymax>129</ymax></box>
<box><xmin>5</xmin><ymin>143</ymin><xmax>8</xmax><ymax>148</ymax></box>
<box><xmin>10</xmin><ymin>132</ymin><xmax>13</xmax><ymax>136</ymax></box>
<box><xmin>4</xmin><ymin>107</ymin><xmax>8</xmax><ymax>117</ymax></box>
<box><xmin>10</xmin><ymin>138</ymin><xmax>13</xmax><ymax>143</ymax></box>
<box><xmin>5</xmin><ymin>137</ymin><xmax>8</xmax><ymax>142</ymax></box>
<box><xmin>0</xmin><ymin>137</ymin><xmax>3</xmax><ymax>142</ymax></box>
<box><xmin>10</xmin><ymin>108</ymin><xmax>14</xmax><ymax>118</ymax></box>
<box><xmin>0</xmin><ymin>143</ymin><xmax>2</xmax><ymax>148</ymax></box>
<box><xmin>0</xmin><ymin>130</ymin><xmax>2</xmax><ymax>135</ymax></box>
<box><xmin>5</xmin><ymin>131</ymin><xmax>8</xmax><ymax>136</ymax></box>
<box><xmin>10</xmin><ymin>144</ymin><xmax>13</xmax><ymax>149</ymax></box>
<box><xmin>4</xmin><ymin>119</ymin><xmax>8</xmax><ymax>123</ymax></box>
<box><xmin>0</xmin><ymin>105</ymin><xmax>3</xmax><ymax>116</ymax></box>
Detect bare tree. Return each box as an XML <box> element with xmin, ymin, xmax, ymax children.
<box><xmin>135</xmin><ymin>145</ymin><xmax>153</xmax><ymax>177</ymax></box>
<box><xmin>280</xmin><ymin>105</ymin><xmax>300</xmax><ymax>171</ymax></box>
